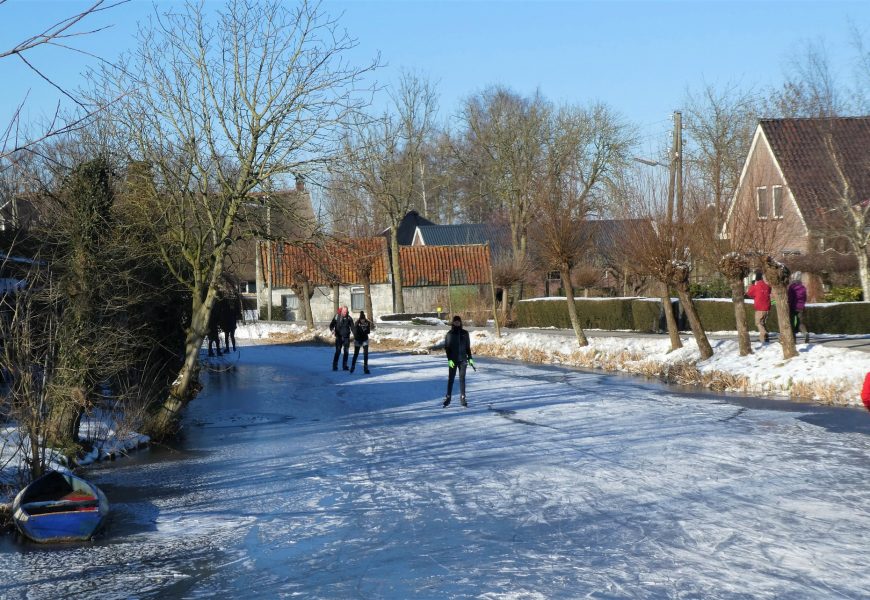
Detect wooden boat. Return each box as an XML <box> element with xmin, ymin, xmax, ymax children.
<box><xmin>12</xmin><ymin>470</ymin><xmax>109</xmax><ymax>543</ymax></box>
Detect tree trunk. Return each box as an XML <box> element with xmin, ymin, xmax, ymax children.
<box><xmin>303</xmin><ymin>280</ymin><xmax>314</xmax><ymax>330</ymax></box>
<box><xmin>675</xmin><ymin>286</ymin><xmax>713</xmax><ymax>360</ymax></box>
<box><xmin>561</xmin><ymin>268</ymin><xmax>588</xmax><ymax>346</ymax></box>
<box><xmin>771</xmin><ymin>284</ymin><xmax>798</xmax><ymax>359</ymax></box>
<box><xmin>142</xmin><ymin>284</ymin><xmax>216</xmax><ymax>439</ymax></box>
<box><xmin>362</xmin><ymin>274</ymin><xmax>374</xmax><ymax>326</ymax></box>
<box><xmin>390</xmin><ymin>229</ymin><xmax>405</xmax><ymax>313</ymax></box>
<box><xmin>857</xmin><ymin>248</ymin><xmax>870</xmax><ymax>302</ymax></box>
<box><xmin>729</xmin><ymin>279</ymin><xmax>753</xmax><ymax>357</ymax></box>
<box><xmin>660</xmin><ymin>281</ymin><xmax>682</xmax><ymax>351</ymax></box>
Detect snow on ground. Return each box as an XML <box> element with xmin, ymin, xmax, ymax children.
<box><xmin>1</xmin><ymin>344</ymin><xmax>867</xmax><ymax>598</ymax></box>
<box><xmin>236</xmin><ymin>321</ymin><xmax>870</xmax><ymax>407</ymax></box>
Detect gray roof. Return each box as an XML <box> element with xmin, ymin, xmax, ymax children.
<box><xmin>416</xmin><ymin>224</ymin><xmax>511</xmax><ymax>256</ymax></box>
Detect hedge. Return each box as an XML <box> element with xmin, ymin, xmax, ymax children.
<box><xmin>515</xmin><ymin>297</ymin><xmax>870</xmax><ymax>335</ymax></box>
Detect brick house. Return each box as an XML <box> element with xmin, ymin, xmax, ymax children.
<box><xmin>264</xmin><ymin>239</ymin><xmax>492</xmax><ymax>321</ymax></box>
<box><xmin>721</xmin><ymin>117</ymin><xmax>870</xmax><ymax>298</ymax></box>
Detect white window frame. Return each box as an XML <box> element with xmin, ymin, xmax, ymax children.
<box><xmin>350</xmin><ymin>286</ymin><xmax>365</xmax><ymax>311</ymax></box>
<box><xmin>771</xmin><ymin>185</ymin><xmax>783</xmax><ymax>219</ymax></box>
<box><xmin>756</xmin><ymin>186</ymin><xmax>768</xmax><ymax>220</ymax></box>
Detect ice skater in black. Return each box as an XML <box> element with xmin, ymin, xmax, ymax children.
<box><xmin>443</xmin><ymin>315</ymin><xmax>473</xmax><ymax>407</ymax></box>
<box><xmin>329</xmin><ymin>305</ymin><xmax>354</xmax><ymax>371</ymax></box>
<box><xmin>350</xmin><ymin>310</ymin><xmax>372</xmax><ymax>374</ymax></box>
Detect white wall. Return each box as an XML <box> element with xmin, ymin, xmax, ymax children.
<box><xmin>268</xmin><ymin>283</ymin><xmax>393</xmax><ymax>322</ymax></box>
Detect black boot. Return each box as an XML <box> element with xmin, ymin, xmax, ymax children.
<box><xmin>460</xmin><ymin>394</ymin><xmax>467</xmax><ymax>407</ymax></box>
<box><xmin>364</xmin><ymin>367</ymin><xmax>370</xmax><ymax>374</ymax></box>
<box><xmin>350</xmin><ymin>361</ymin><xmax>355</xmax><ymax>373</ymax></box>
<box><xmin>442</xmin><ymin>395</ymin><xmax>451</xmax><ymax>408</ymax></box>
<box><xmin>332</xmin><ymin>363</ymin><xmax>338</xmax><ymax>371</ymax></box>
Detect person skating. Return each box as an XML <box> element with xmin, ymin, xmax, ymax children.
<box><xmin>787</xmin><ymin>271</ymin><xmax>810</xmax><ymax>344</ymax></box>
<box><xmin>443</xmin><ymin>315</ymin><xmax>473</xmax><ymax>407</ymax></box>
<box><xmin>350</xmin><ymin>310</ymin><xmax>372</xmax><ymax>374</ymax></box>
<box><xmin>329</xmin><ymin>305</ymin><xmax>354</xmax><ymax>371</ymax></box>
<box><xmin>206</xmin><ymin>299</ymin><xmax>222</xmax><ymax>357</ymax></box>
<box><xmin>746</xmin><ymin>271</ymin><xmax>772</xmax><ymax>343</ymax></box>
<box><xmin>219</xmin><ymin>293</ymin><xmax>242</xmax><ymax>352</ymax></box>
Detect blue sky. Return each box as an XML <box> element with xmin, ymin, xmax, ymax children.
<box><xmin>2</xmin><ymin>0</ymin><xmax>869</xmax><ymax>152</ymax></box>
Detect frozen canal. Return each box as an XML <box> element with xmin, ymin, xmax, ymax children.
<box><xmin>1</xmin><ymin>343</ymin><xmax>869</xmax><ymax>599</ymax></box>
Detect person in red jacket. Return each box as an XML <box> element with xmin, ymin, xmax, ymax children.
<box><xmin>746</xmin><ymin>271</ymin><xmax>772</xmax><ymax>343</ymax></box>
<box><xmin>861</xmin><ymin>372</ymin><xmax>870</xmax><ymax>412</ymax></box>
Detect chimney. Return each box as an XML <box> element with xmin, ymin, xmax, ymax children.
<box><xmin>295</xmin><ymin>175</ymin><xmax>305</xmax><ymax>193</ymax></box>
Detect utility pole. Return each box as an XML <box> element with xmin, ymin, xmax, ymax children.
<box><xmin>674</xmin><ymin>110</ymin><xmax>683</xmax><ymax>223</ymax></box>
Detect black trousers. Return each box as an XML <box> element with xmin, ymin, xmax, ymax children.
<box><xmin>223</xmin><ymin>328</ymin><xmax>236</xmax><ymax>352</ymax></box>
<box><xmin>333</xmin><ymin>336</ymin><xmax>350</xmax><ymax>367</ymax></box>
<box><xmin>352</xmin><ymin>341</ymin><xmax>369</xmax><ymax>369</ymax></box>
<box><xmin>446</xmin><ymin>361</ymin><xmax>467</xmax><ymax>398</ymax></box>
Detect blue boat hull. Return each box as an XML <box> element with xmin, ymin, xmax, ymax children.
<box><xmin>12</xmin><ymin>471</ymin><xmax>109</xmax><ymax>543</ymax></box>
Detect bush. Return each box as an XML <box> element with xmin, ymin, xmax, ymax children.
<box><xmin>689</xmin><ymin>278</ymin><xmax>731</xmax><ymax>299</ymax></box>
<box><xmin>516</xmin><ymin>298</ymin><xmax>636</xmax><ymax>330</ymax></box>
<box><xmin>515</xmin><ymin>296</ymin><xmax>870</xmax><ymax>335</ymax></box>
<box><xmin>824</xmin><ymin>287</ymin><xmax>864</xmax><ymax>302</ymax></box>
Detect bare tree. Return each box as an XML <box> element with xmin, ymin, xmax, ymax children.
<box><xmin>95</xmin><ymin>0</ymin><xmax>375</xmax><ymax>438</ymax></box>
<box><xmin>531</xmin><ymin>103</ymin><xmax>633</xmax><ymax>346</ymax></box>
<box><xmin>459</xmin><ymin>86</ymin><xmax>549</xmax><ymax>305</ymax></box>
<box><xmin>761</xmin><ymin>255</ymin><xmax>798</xmax><ymax>359</ymax></box>
<box><xmin>820</xmin><ymin>133</ymin><xmax>870</xmax><ymax>299</ymax></box>
<box><xmin>338</xmin><ymin>72</ymin><xmax>437</xmax><ymax>314</ymax></box>
<box><xmin>767</xmin><ymin>39</ymin><xmax>846</xmax><ymax>118</ymax></box>
<box><xmin>684</xmin><ymin>81</ymin><xmax>759</xmax><ymax>232</ymax></box>
<box><xmin>1</xmin><ymin>1</ymin><xmax>125</xmax><ymax>163</ymax></box>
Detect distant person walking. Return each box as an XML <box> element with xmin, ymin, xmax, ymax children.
<box><xmin>207</xmin><ymin>300</ymin><xmax>223</xmax><ymax>357</ymax></box>
<box><xmin>443</xmin><ymin>315</ymin><xmax>474</xmax><ymax>408</ymax></box>
<box><xmin>787</xmin><ymin>271</ymin><xmax>809</xmax><ymax>344</ymax></box>
<box><xmin>219</xmin><ymin>293</ymin><xmax>242</xmax><ymax>352</ymax></box>
<box><xmin>350</xmin><ymin>310</ymin><xmax>372</xmax><ymax>374</ymax></box>
<box><xmin>329</xmin><ymin>305</ymin><xmax>354</xmax><ymax>371</ymax></box>
<box><xmin>746</xmin><ymin>271</ymin><xmax>772</xmax><ymax>343</ymax></box>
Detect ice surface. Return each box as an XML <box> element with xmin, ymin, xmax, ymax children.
<box><xmin>0</xmin><ymin>344</ymin><xmax>867</xmax><ymax>598</ymax></box>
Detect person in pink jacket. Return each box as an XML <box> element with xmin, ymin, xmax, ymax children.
<box><xmin>787</xmin><ymin>271</ymin><xmax>809</xmax><ymax>344</ymax></box>
<box><xmin>861</xmin><ymin>372</ymin><xmax>870</xmax><ymax>412</ymax></box>
<box><xmin>746</xmin><ymin>271</ymin><xmax>772</xmax><ymax>343</ymax></box>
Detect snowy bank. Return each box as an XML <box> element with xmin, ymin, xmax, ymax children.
<box><xmin>236</xmin><ymin>322</ymin><xmax>870</xmax><ymax>407</ymax></box>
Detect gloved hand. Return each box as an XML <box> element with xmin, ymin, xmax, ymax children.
<box><xmin>468</xmin><ymin>358</ymin><xmax>475</xmax><ymax>367</ymax></box>
<box><xmin>448</xmin><ymin>359</ymin><xmax>455</xmax><ymax>368</ymax></box>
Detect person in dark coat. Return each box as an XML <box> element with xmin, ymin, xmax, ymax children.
<box><xmin>787</xmin><ymin>271</ymin><xmax>809</xmax><ymax>344</ymax></box>
<box><xmin>329</xmin><ymin>305</ymin><xmax>354</xmax><ymax>371</ymax></box>
<box><xmin>219</xmin><ymin>294</ymin><xmax>242</xmax><ymax>352</ymax></box>
<box><xmin>443</xmin><ymin>315</ymin><xmax>473</xmax><ymax>407</ymax></box>
<box><xmin>350</xmin><ymin>310</ymin><xmax>372</xmax><ymax>374</ymax></box>
<box><xmin>746</xmin><ymin>271</ymin><xmax>772</xmax><ymax>343</ymax></box>
<box><xmin>207</xmin><ymin>297</ymin><xmax>223</xmax><ymax>357</ymax></box>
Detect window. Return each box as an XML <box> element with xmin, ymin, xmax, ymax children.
<box><xmin>239</xmin><ymin>280</ymin><xmax>256</xmax><ymax>294</ymax></box>
<box><xmin>351</xmin><ymin>286</ymin><xmax>365</xmax><ymax>311</ymax></box>
<box><xmin>547</xmin><ymin>270</ymin><xmax>561</xmax><ymax>281</ymax></box>
<box><xmin>756</xmin><ymin>187</ymin><xmax>768</xmax><ymax>219</ymax></box>
<box><xmin>772</xmin><ymin>186</ymin><xmax>783</xmax><ymax>218</ymax></box>
<box><xmin>282</xmin><ymin>294</ymin><xmax>299</xmax><ymax>310</ymax></box>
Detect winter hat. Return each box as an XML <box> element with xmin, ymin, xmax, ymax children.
<box><xmin>754</xmin><ymin>271</ymin><xmax>763</xmax><ymax>282</ymax></box>
<box><xmin>359</xmin><ymin>310</ymin><xmax>366</xmax><ymax>319</ymax></box>
<box><xmin>452</xmin><ymin>315</ymin><xmax>462</xmax><ymax>326</ymax></box>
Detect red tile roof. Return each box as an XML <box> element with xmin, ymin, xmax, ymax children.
<box><xmin>399</xmin><ymin>244</ymin><xmax>492</xmax><ymax>286</ymax></box>
<box><xmin>761</xmin><ymin>117</ymin><xmax>870</xmax><ymax>230</ymax></box>
<box><xmin>267</xmin><ymin>237</ymin><xmax>390</xmax><ymax>286</ymax></box>
<box><xmin>268</xmin><ymin>240</ymin><xmax>493</xmax><ymax>287</ymax></box>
